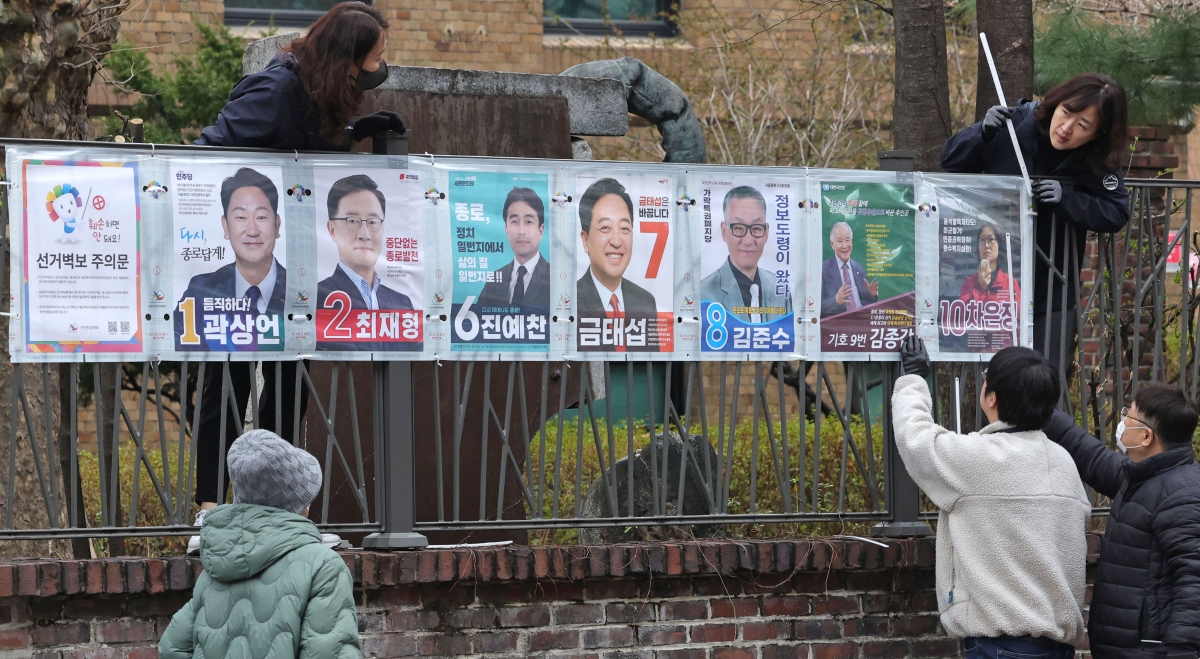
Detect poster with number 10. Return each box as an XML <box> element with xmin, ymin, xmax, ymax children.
<box><xmin>574</xmin><ymin>174</ymin><xmax>675</xmax><ymax>353</ymax></box>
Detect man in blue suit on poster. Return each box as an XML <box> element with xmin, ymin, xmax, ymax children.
<box><xmin>317</xmin><ymin>174</ymin><xmax>419</xmax><ymax>351</ymax></box>
<box><xmin>174</xmin><ymin>167</ymin><xmax>287</xmax><ymax>349</ymax></box>
<box><xmin>820</xmin><ymin>221</ymin><xmax>878</xmax><ymax>317</ymax></box>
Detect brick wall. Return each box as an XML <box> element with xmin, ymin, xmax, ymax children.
<box><xmin>0</xmin><ymin>535</ymin><xmax>1107</xmax><ymax>659</ymax></box>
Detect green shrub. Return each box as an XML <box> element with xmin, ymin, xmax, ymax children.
<box><xmin>525</xmin><ymin>412</ymin><xmax>886</xmax><ymax>545</ymax></box>
<box><xmin>78</xmin><ymin>445</ymin><xmax>191</xmax><ymax>557</ymax></box>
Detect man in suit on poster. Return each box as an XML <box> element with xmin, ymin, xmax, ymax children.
<box><xmin>699</xmin><ymin>185</ymin><xmax>791</xmax><ymax>323</ymax></box>
<box><xmin>574</xmin><ymin>177</ymin><xmax>658</xmax><ymax>315</ymax></box>
<box><xmin>821</xmin><ymin>221</ymin><xmax>878</xmax><ymax>317</ymax></box>
<box><xmin>477</xmin><ymin>187</ymin><xmax>551</xmax><ymax>309</ymax></box>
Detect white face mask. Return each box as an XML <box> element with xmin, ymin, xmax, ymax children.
<box><xmin>1115</xmin><ymin>420</ymin><xmax>1147</xmax><ymax>454</ymax></box>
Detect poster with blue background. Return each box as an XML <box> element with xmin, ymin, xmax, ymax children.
<box><xmin>449</xmin><ymin>171</ymin><xmax>551</xmax><ymax>352</ymax></box>
<box><xmin>698</xmin><ymin>176</ymin><xmax>795</xmax><ymax>353</ymax></box>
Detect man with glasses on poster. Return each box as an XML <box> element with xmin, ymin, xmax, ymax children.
<box><xmin>700</xmin><ymin>186</ymin><xmax>791</xmax><ymax>323</ymax></box>
<box><xmin>317</xmin><ymin>174</ymin><xmax>416</xmax><ymax>351</ymax></box>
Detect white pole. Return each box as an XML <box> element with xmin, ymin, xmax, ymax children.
<box><xmin>1006</xmin><ymin>232</ymin><xmax>1018</xmax><ymax>347</ymax></box>
<box><xmin>979</xmin><ymin>32</ymin><xmax>1034</xmax><ymax>198</ymax></box>
<box><xmin>955</xmin><ymin>376</ymin><xmax>962</xmax><ymax>434</ymax></box>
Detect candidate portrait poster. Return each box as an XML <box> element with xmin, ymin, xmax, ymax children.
<box><xmin>935</xmin><ymin>185</ymin><xmax>1022</xmax><ymax>353</ymax></box>
<box><xmin>170</xmin><ymin>163</ymin><xmax>287</xmax><ymax>352</ymax></box>
<box><xmin>698</xmin><ymin>177</ymin><xmax>795</xmax><ymax>353</ymax></box>
<box><xmin>818</xmin><ymin>181</ymin><xmax>916</xmax><ymax>354</ymax></box>
<box><xmin>574</xmin><ymin>174</ymin><xmax>674</xmax><ymax>353</ymax></box>
<box><xmin>21</xmin><ymin>160</ymin><xmax>142</xmax><ymax>353</ymax></box>
<box><xmin>313</xmin><ymin>168</ymin><xmax>424</xmax><ymax>352</ymax></box>
<box><xmin>448</xmin><ymin>171</ymin><xmax>550</xmax><ymax>352</ymax></box>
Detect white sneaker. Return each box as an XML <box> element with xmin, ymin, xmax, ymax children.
<box><xmin>186</xmin><ymin>509</ymin><xmax>209</xmax><ymax>555</ymax></box>
<box><xmin>321</xmin><ymin>533</ymin><xmax>350</xmax><ymax>550</ymax></box>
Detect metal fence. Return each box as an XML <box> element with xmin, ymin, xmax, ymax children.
<box><xmin>0</xmin><ymin>166</ymin><xmax>1194</xmax><ymax>551</ymax></box>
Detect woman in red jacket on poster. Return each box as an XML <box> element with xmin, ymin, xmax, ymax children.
<box><xmin>959</xmin><ymin>223</ymin><xmax>1021</xmax><ymax>305</ymax></box>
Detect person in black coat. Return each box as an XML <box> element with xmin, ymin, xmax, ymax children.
<box><xmin>941</xmin><ymin>73</ymin><xmax>1130</xmax><ymax>374</ymax></box>
<box><xmin>316</xmin><ymin>174</ymin><xmax>419</xmax><ymax>351</ymax></box>
<box><xmin>190</xmin><ymin>2</ymin><xmax>407</xmax><ymax>515</ymax></box>
<box><xmin>1043</xmin><ymin>386</ymin><xmax>1200</xmax><ymax>659</ymax></box>
<box><xmin>477</xmin><ymin>187</ymin><xmax>551</xmax><ymax>311</ymax></box>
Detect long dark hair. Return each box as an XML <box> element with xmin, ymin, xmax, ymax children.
<box><xmin>976</xmin><ymin>223</ymin><xmax>1007</xmax><ymax>273</ymax></box>
<box><xmin>283</xmin><ymin>2</ymin><xmax>388</xmax><ymax>144</ymax></box>
<box><xmin>1033</xmin><ymin>73</ymin><xmax>1128</xmax><ymax>175</ymax></box>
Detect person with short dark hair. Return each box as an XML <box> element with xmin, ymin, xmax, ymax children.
<box><xmin>1043</xmin><ymin>384</ymin><xmax>1200</xmax><ymax>659</ymax></box>
<box><xmin>316</xmin><ymin>174</ymin><xmax>418</xmax><ymax>352</ymax></box>
<box><xmin>892</xmin><ymin>338</ymin><xmax>1090</xmax><ymax>658</ymax></box>
<box><xmin>575</xmin><ymin>177</ymin><xmax>657</xmax><ymax>314</ymax></box>
<box><xmin>477</xmin><ymin>187</ymin><xmax>551</xmax><ymax>309</ymax></box>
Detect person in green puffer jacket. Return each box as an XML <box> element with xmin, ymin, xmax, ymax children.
<box><xmin>159</xmin><ymin>429</ymin><xmax>361</xmax><ymax>659</ymax></box>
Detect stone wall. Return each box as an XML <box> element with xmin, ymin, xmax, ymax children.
<box><xmin>0</xmin><ymin>535</ymin><xmax>1107</xmax><ymax>659</ymax></box>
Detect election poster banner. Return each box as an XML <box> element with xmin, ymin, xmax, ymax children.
<box><xmin>448</xmin><ymin>170</ymin><xmax>551</xmax><ymax>352</ymax></box>
<box><xmin>312</xmin><ymin>168</ymin><xmax>424</xmax><ymax>352</ymax></box>
<box><xmin>935</xmin><ymin>185</ymin><xmax>1022</xmax><ymax>353</ymax></box>
<box><xmin>817</xmin><ymin>181</ymin><xmax>916</xmax><ymax>354</ymax></box>
<box><xmin>697</xmin><ymin>176</ymin><xmax>796</xmax><ymax>353</ymax></box>
<box><xmin>170</xmin><ymin>163</ymin><xmax>288</xmax><ymax>352</ymax></box>
<box><xmin>574</xmin><ymin>174</ymin><xmax>675</xmax><ymax>353</ymax></box>
<box><xmin>20</xmin><ymin>160</ymin><xmax>142</xmax><ymax>354</ymax></box>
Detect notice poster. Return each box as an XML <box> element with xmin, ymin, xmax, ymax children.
<box><xmin>818</xmin><ymin>181</ymin><xmax>916</xmax><ymax>354</ymax></box>
<box><xmin>698</xmin><ymin>177</ymin><xmax>795</xmax><ymax>353</ymax></box>
<box><xmin>21</xmin><ymin>161</ymin><xmax>141</xmax><ymax>353</ymax></box>
<box><xmin>171</xmin><ymin>163</ymin><xmax>287</xmax><ymax>352</ymax></box>
<box><xmin>448</xmin><ymin>171</ymin><xmax>551</xmax><ymax>352</ymax></box>
<box><xmin>574</xmin><ymin>174</ymin><xmax>674</xmax><ymax>353</ymax></box>
<box><xmin>935</xmin><ymin>185</ymin><xmax>1022</xmax><ymax>352</ymax></box>
<box><xmin>313</xmin><ymin>169</ymin><xmax>424</xmax><ymax>352</ymax></box>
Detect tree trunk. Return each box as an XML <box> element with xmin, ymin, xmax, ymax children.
<box><xmin>975</xmin><ymin>0</ymin><xmax>1035</xmax><ymax>121</ymax></box>
<box><xmin>892</xmin><ymin>0</ymin><xmax>953</xmax><ymax>171</ymax></box>
<box><xmin>0</xmin><ymin>1</ymin><xmax>125</xmax><ymax>557</ymax></box>
<box><xmin>0</xmin><ymin>1</ymin><xmax>126</xmax><ymax>138</ymax></box>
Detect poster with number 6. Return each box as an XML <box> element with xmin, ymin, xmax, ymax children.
<box><xmin>574</xmin><ymin>174</ymin><xmax>674</xmax><ymax>353</ymax></box>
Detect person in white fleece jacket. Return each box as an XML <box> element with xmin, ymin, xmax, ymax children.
<box><xmin>892</xmin><ymin>337</ymin><xmax>1091</xmax><ymax>659</ymax></box>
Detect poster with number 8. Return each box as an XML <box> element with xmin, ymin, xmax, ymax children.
<box><xmin>574</xmin><ymin>174</ymin><xmax>674</xmax><ymax>353</ymax></box>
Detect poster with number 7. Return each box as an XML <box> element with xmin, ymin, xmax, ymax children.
<box><xmin>574</xmin><ymin>174</ymin><xmax>674</xmax><ymax>353</ymax></box>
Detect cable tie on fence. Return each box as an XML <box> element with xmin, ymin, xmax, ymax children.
<box><xmin>0</xmin><ymin>180</ymin><xmax>16</xmax><ymax>189</ymax></box>
<box><xmin>425</xmin><ymin>152</ymin><xmax>435</xmax><ymax>166</ymax></box>
<box><xmin>293</xmin><ymin>150</ymin><xmax>300</xmax><ymax>162</ymax></box>
<box><xmin>832</xmin><ymin>535</ymin><xmax>890</xmax><ymax>548</ymax></box>
<box><xmin>149</xmin><ymin>143</ymin><xmax>156</xmax><ymax>158</ymax></box>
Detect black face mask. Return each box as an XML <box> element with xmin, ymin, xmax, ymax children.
<box><xmin>354</xmin><ymin>60</ymin><xmax>388</xmax><ymax>91</ymax></box>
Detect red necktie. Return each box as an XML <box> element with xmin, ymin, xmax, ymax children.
<box><xmin>609</xmin><ymin>293</ymin><xmax>622</xmax><ymax>317</ymax></box>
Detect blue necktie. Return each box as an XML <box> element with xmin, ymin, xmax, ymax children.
<box><xmin>245</xmin><ymin>285</ymin><xmax>262</xmax><ymax>314</ymax></box>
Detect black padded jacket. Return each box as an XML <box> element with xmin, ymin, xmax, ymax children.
<box><xmin>1043</xmin><ymin>411</ymin><xmax>1200</xmax><ymax>659</ymax></box>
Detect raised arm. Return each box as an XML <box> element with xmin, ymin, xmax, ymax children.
<box><xmin>1041</xmin><ymin>410</ymin><xmax>1128</xmax><ymax>499</ymax></box>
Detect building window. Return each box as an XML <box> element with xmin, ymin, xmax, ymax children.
<box><xmin>225</xmin><ymin>0</ymin><xmax>354</xmax><ymax>29</ymax></box>
<box><xmin>544</xmin><ymin>0</ymin><xmax>677</xmax><ymax>37</ymax></box>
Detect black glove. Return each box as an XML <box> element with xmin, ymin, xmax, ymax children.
<box><xmin>1033</xmin><ymin>179</ymin><xmax>1063</xmax><ymax>206</ymax></box>
<box><xmin>980</xmin><ymin>105</ymin><xmax>1014</xmax><ymax>141</ymax></box>
<box><xmin>899</xmin><ymin>336</ymin><xmax>931</xmax><ymax>379</ymax></box>
<box><xmin>351</xmin><ymin>111</ymin><xmax>407</xmax><ymax>141</ymax></box>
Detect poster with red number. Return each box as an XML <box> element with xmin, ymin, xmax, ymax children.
<box><xmin>573</xmin><ymin>174</ymin><xmax>675</xmax><ymax>353</ymax></box>
<box><xmin>312</xmin><ymin>168</ymin><xmax>424</xmax><ymax>352</ymax></box>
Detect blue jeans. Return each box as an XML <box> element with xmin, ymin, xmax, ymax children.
<box><xmin>964</xmin><ymin>636</ymin><xmax>1076</xmax><ymax>659</ymax></box>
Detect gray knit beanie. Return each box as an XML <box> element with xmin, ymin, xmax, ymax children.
<box><xmin>227</xmin><ymin>429</ymin><xmax>322</xmax><ymax>515</ymax></box>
